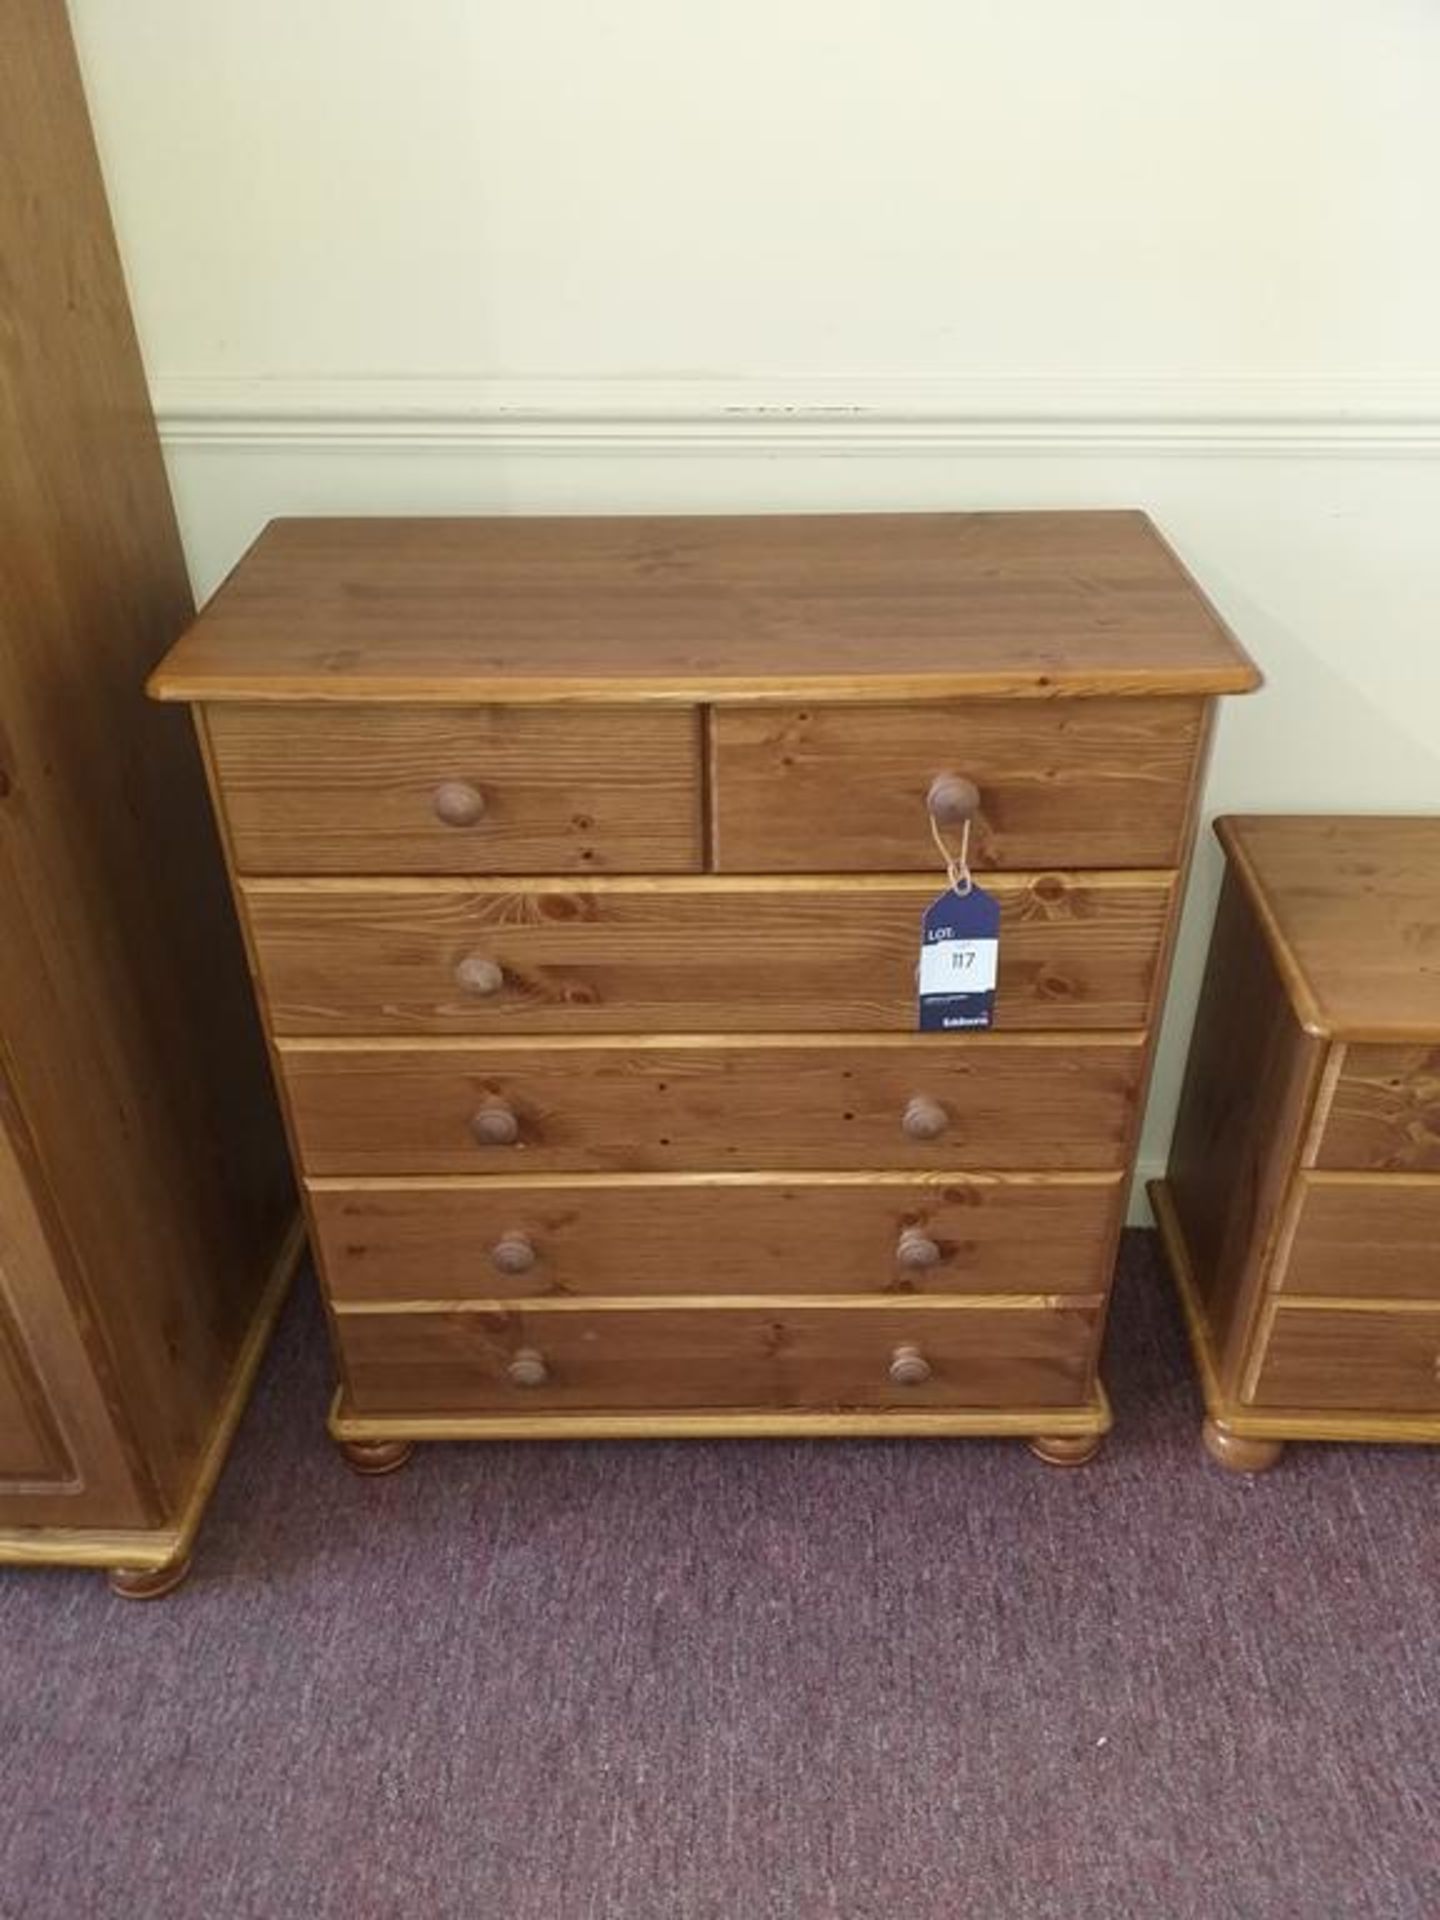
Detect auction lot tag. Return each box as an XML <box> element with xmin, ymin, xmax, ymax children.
<box><xmin>917</xmin><ymin>884</ymin><xmax>1000</xmax><ymax>1032</ymax></box>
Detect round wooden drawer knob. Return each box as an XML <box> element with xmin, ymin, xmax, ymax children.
<box><xmin>432</xmin><ymin>779</ymin><xmax>487</xmax><ymax>828</ymax></box>
<box><xmin>901</xmin><ymin>1095</ymin><xmax>949</xmax><ymax>1141</ymax></box>
<box><xmin>490</xmin><ymin>1231</ymin><xmax>537</xmax><ymax>1276</ymax></box>
<box><xmin>470</xmin><ymin>1104</ymin><xmax>520</xmax><ymax>1147</ymax></box>
<box><xmin>896</xmin><ymin>1226</ymin><xmax>942</xmax><ymax>1270</ymax></box>
<box><xmin>889</xmin><ymin>1343</ymin><xmax>932</xmax><ymax>1387</ymax></box>
<box><xmin>455</xmin><ymin>954</ymin><xmax>504</xmax><ymax>997</ymax></box>
<box><xmin>507</xmin><ymin>1347</ymin><xmax>549</xmax><ymax>1388</ymax></box>
<box><xmin>926</xmin><ymin>772</ymin><xmax>981</xmax><ymax>828</ymax></box>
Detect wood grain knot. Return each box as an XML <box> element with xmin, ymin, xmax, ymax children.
<box><xmin>1035</xmin><ymin>970</ymin><xmax>1078</xmax><ymax>1001</ymax></box>
<box><xmin>941</xmin><ymin>1186</ymin><xmax>985</xmax><ymax>1210</ymax></box>
<box><xmin>537</xmin><ymin>893</ymin><xmax>594</xmax><ymax>923</ymax></box>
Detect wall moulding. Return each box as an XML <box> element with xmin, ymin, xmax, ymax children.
<box><xmin>151</xmin><ymin>374</ymin><xmax>1440</xmax><ymax>458</ymax></box>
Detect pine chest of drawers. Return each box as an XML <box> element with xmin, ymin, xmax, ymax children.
<box><xmin>151</xmin><ymin>511</ymin><xmax>1257</xmax><ymax>1471</ymax></box>
<box><xmin>1153</xmin><ymin>816</ymin><xmax>1440</xmax><ymax>1473</ymax></box>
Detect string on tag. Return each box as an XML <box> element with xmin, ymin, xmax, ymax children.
<box><xmin>929</xmin><ymin>813</ymin><xmax>973</xmax><ymax>897</ymax></box>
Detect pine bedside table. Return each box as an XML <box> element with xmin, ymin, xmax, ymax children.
<box><xmin>1153</xmin><ymin>815</ymin><xmax>1440</xmax><ymax>1473</ymax></box>
<box><xmin>150</xmin><ymin>512</ymin><xmax>1256</xmax><ymax>1473</ymax></box>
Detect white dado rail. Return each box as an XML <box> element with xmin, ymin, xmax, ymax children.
<box><xmin>149</xmin><ymin>374</ymin><xmax>1440</xmax><ymax>456</ymax></box>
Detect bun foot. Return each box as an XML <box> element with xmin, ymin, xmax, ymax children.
<box><xmin>1202</xmin><ymin>1419</ymin><xmax>1284</xmax><ymax>1475</ymax></box>
<box><xmin>1028</xmin><ymin>1432</ymin><xmax>1103</xmax><ymax>1468</ymax></box>
<box><xmin>108</xmin><ymin>1556</ymin><xmax>191</xmax><ymax>1600</ymax></box>
<box><xmin>337</xmin><ymin>1437</ymin><xmax>414</xmax><ymax>1477</ymax></box>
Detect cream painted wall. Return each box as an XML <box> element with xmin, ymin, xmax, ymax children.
<box><xmin>67</xmin><ymin>0</ymin><xmax>1440</xmax><ymax>381</ymax></box>
<box><xmin>67</xmin><ymin>1</ymin><xmax>1440</xmax><ymax>1207</ymax></box>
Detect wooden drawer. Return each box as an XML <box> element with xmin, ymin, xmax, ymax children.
<box><xmin>243</xmin><ymin>872</ymin><xmax>1172</xmax><ymax>1036</ymax></box>
<box><xmin>282</xmin><ymin>1033</ymin><xmax>1146</xmax><ymax>1176</ymax></box>
<box><xmin>1278</xmin><ymin>1175</ymin><xmax>1440</xmax><ymax>1300</ymax></box>
<box><xmin>205</xmin><ymin>703</ymin><xmax>702</xmax><ymax>874</ymax></box>
<box><xmin>1248</xmin><ymin>1304</ymin><xmax>1440</xmax><ymax>1411</ymax></box>
<box><xmin>309</xmin><ymin>1171</ymin><xmax>1122</xmax><ymax>1303</ymax></box>
<box><xmin>334</xmin><ymin>1297</ymin><xmax>1102</xmax><ymax>1416</ymax></box>
<box><xmin>710</xmin><ymin>697</ymin><xmax>1203</xmax><ymax>872</ymax></box>
<box><xmin>1313</xmin><ymin>1044</ymin><xmax>1440</xmax><ymax>1172</ymax></box>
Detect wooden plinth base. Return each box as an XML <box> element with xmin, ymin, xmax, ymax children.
<box><xmin>329</xmin><ymin>1384</ymin><xmax>1113</xmax><ymax>1448</ymax></box>
<box><xmin>0</xmin><ymin>1216</ymin><xmax>304</xmax><ymax>1596</ymax></box>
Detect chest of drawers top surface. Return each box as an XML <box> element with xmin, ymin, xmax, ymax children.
<box><xmin>149</xmin><ymin>510</ymin><xmax>1257</xmax><ymax>705</ymax></box>
<box><xmin>1217</xmin><ymin>815</ymin><xmax>1440</xmax><ymax>1042</ymax></box>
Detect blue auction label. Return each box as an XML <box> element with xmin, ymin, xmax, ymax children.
<box><xmin>917</xmin><ymin>884</ymin><xmax>1000</xmax><ymax>1032</ymax></box>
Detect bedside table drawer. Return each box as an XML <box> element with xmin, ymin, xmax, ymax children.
<box><xmin>205</xmin><ymin>703</ymin><xmax>703</xmax><ymax>874</ymax></box>
<box><xmin>309</xmin><ymin>1173</ymin><xmax>1122</xmax><ymax>1303</ymax></box>
<box><xmin>243</xmin><ymin>872</ymin><xmax>1173</xmax><ymax>1035</ymax></box>
<box><xmin>1248</xmin><ymin>1304</ymin><xmax>1440</xmax><ymax>1412</ymax></box>
<box><xmin>1313</xmin><ymin>1045</ymin><xmax>1440</xmax><ymax>1173</ymax></box>
<box><xmin>334</xmin><ymin>1298</ymin><xmax>1102</xmax><ymax>1416</ymax></box>
<box><xmin>1278</xmin><ymin>1176</ymin><xmax>1440</xmax><ymax>1301</ymax></box>
<box><xmin>281</xmin><ymin>1034</ymin><xmax>1147</xmax><ymax>1175</ymax></box>
<box><xmin>710</xmin><ymin>698</ymin><xmax>1203</xmax><ymax>872</ymax></box>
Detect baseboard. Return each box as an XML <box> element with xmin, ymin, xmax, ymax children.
<box><xmin>1128</xmin><ymin>1166</ymin><xmax>1164</xmax><ymax>1227</ymax></box>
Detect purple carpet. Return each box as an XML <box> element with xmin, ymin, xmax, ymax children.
<box><xmin>3</xmin><ymin>1230</ymin><xmax>1437</xmax><ymax>1919</ymax></box>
